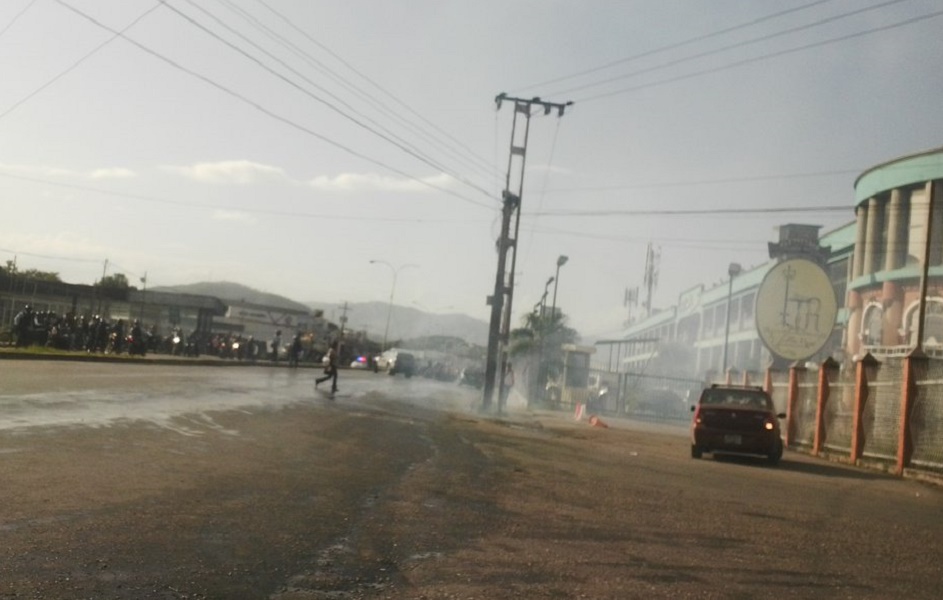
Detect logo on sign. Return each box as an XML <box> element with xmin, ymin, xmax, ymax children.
<box><xmin>755</xmin><ymin>258</ymin><xmax>838</xmax><ymax>362</ymax></box>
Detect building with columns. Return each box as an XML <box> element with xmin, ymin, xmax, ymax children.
<box><xmin>846</xmin><ymin>147</ymin><xmax>943</xmax><ymax>358</ymax></box>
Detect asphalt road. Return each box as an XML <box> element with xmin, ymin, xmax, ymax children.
<box><xmin>0</xmin><ymin>360</ymin><xmax>941</xmax><ymax>599</ymax></box>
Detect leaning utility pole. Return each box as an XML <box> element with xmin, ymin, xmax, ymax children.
<box><xmin>482</xmin><ymin>93</ymin><xmax>573</xmax><ymax>413</ymax></box>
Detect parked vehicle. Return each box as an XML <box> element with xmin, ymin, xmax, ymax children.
<box><xmin>458</xmin><ymin>366</ymin><xmax>485</xmax><ymax>389</ymax></box>
<box><xmin>690</xmin><ymin>384</ymin><xmax>785</xmax><ymax>465</ymax></box>
<box><xmin>389</xmin><ymin>352</ymin><xmax>417</xmax><ymax>377</ymax></box>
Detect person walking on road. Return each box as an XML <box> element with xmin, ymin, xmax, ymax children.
<box><xmin>271</xmin><ymin>330</ymin><xmax>282</xmax><ymax>362</ymax></box>
<box><xmin>288</xmin><ymin>333</ymin><xmax>303</xmax><ymax>368</ymax></box>
<box><xmin>315</xmin><ymin>342</ymin><xmax>339</xmax><ymax>394</ymax></box>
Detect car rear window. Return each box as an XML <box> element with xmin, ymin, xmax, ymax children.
<box><xmin>700</xmin><ymin>389</ymin><xmax>772</xmax><ymax>410</ymax></box>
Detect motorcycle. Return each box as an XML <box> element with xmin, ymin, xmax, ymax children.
<box><xmin>127</xmin><ymin>323</ymin><xmax>147</xmax><ymax>356</ymax></box>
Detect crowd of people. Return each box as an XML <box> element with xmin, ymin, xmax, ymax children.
<box><xmin>7</xmin><ymin>305</ymin><xmax>316</xmax><ymax>362</ymax></box>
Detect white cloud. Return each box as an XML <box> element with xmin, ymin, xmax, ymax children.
<box><xmin>89</xmin><ymin>167</ymin><xmax>136</xmax><ymax>179</ymax></box>
<box><xmin>163</xmin><ymin>160</ymin><xmax>289</xmax><ymax>185</ymax></box>
<box><xmin>212</xmin><ymin>209</ymin><xmax>255</xmax><ymax>224</ymax></box>
<box><xmin>307</xmin><ymin>172</ymin><xmax>454</xmax><ymax>193</ymax></box>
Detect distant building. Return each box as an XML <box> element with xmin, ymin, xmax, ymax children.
<box><xmin>213</xmin><ymin>299</ymin><xmax>323</xmax><ymax>346</ymax></box>
<box><xmin>612</xmin><ymin>222</ymin><xmax>855</xmax><ymax>381</ymax></box>
<box><xmin>846</xmin><ymin>146</ymin><xmax>943</xmax><ymax>358</ymax></box>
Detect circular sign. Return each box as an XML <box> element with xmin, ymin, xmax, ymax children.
<box><xmin>755</xmin><ymin>258</ymin><xmax>838</xmax><ymax>362</ymax></box>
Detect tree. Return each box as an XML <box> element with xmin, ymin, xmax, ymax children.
<box><xmin>21</xmin><ymin>269</ymin><xmax>61</xmax><ymax>282</ymax></box>
<box><xmin>510</xmin><ymin>309</ymin><xmax>579</xmax><ymax>359</ymax></box>
<box><xmin>96</xmin><ymin>273</ymin><xmax>132</xmax><ymax>290</ymax></box>
<box><xmin>509</xmin><ymin>309</ymin><xmax>580</xmax><ymax>405</ymax></box>
<box><xmin>1</xmin><ymin>261</ymin><xmax>61</xmax><ymax>282</ymax></box>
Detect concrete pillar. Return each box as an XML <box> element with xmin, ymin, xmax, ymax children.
<box><xmin>882</xmin><ymin>282</ymin><xmax>903</xmax><ymax>346</ymax></box>
<box><xmin>845</xmin><ymin>290</ymin><xmax>863</xmax><ymax>357</ymax></box>
<box><xmin>853</xmin><ymin>204</ymin><xmax>868</xmax><ymax>278</ymax></box>
<box><xmin>885</xmin><ymin>189</ymin><xmax>904</xmax><ymax>271</ymax></box>
<box><xmin>930</xmin><ymin>181</ymin><xmax>943</xmax><ymax>267</ymax></box>
<box><xmin>862</xmin><ymin>197</ymin><xmax>883</xmax><ymax>275</ymax></box>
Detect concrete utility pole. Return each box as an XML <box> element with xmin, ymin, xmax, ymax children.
<box><xmin>483</xmin><ymin>93</ymin><xmax>573</xmax><ymax>413</ymax></box>
<box><xmin>915</xmin><ymin>180</ymin><xmax>938</xmax><ymax>353</ymax></box>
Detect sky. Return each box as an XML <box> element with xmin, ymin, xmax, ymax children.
<box><xmin>2</xmin><ymin>0</ymin><xmax>943</xmax><ymax>341</ymax></box>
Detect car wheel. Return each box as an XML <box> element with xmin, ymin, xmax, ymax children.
<box><xmin>691</xmin><ymin>444</ymin><xmax>703</xmax><ymax>459</ymax></box>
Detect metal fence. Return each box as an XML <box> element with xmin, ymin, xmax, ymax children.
<box><xmin>586</xmin><ymin>353</ymin><xmax>943</xmax><ymax>478</ymax></box>
<box><xmin>912</xmin><ymin>360</ymin><xmax>943</xmax><ymax>470</ymax></box>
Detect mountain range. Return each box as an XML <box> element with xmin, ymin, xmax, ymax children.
<box><xmin>152</xmin><ymin>281</ymin><xmax>489</xmax><ymax>346</ymax></box>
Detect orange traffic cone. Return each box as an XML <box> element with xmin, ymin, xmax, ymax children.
<box><xmin>588</xmin><ymin>415</ymin><xmax>608</xmax><ymax>428</ymax></box>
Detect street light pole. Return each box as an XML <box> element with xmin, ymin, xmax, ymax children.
<box><xmin>541</xmin><ymin>276</ymin><xmax>554</xmax><ymax>318</ymax></box>
<box><xmin>550</xmin><ymin>255</ymin><xmax>568</xmax><ymax>321</ymax></box>
<box><xmin>369</xmin><ymin>260</ymin><xmax>417</xmax><ymax>353</ymax></box>
<box><xmin>721</xmin><ymin>262</ymin><xmax>742</xmax><ymax>376</ymax></box>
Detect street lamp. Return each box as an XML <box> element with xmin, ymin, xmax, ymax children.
<box><xmin>369</xmin><ymin>260</ymin><xmax>418</xmax><ymax>353</ymax></box>
<box><xmin>721</xmin><ymin>262</ymin><xmax>742</xmax><ymax>375</ymax></box>
<box><xmin>550</xmin><ymin>255</ymin><xmax>568</xmax><ymax>320</ymax></box>
<box><xmin>541</xmin><ymin>276</ymin><xmax>554</xmax><ymax>317</ymax></box>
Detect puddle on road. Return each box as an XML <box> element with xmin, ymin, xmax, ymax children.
<box><xmin>0</xmin><ymin>368</ymin><xmax>484</xmax><ymax>434</ymax></box>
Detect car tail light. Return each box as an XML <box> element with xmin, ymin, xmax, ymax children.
<box><xmin>693</xmin><ymin>407</ymin><xmax>704</xmax><ymax>426</ymax></box>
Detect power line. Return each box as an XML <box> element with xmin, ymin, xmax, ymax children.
<box><xmin>576</xmin><ymin>7</ymin><xmax>943</xmax><ymax>103</ymax></box>
<box><xmin>249</xmin><ymin>0</ymin><xmax>498</xmax><ymax>180</ymax></box>
<box><xmin>218</xmin><ymin>0</ymin><xmax>498</xmax><ymax>182</ymax></box>
<box><xmin>0</xmin><ymin>169</ymin><xmax>488</xmax><ymax>224</ymax></box>
<box><xmin>551</xmin><ymin>0</ymin><xmax>912</xmax><ymax>98</ymax></box>
<box><xmin>537</xmin><ymin>169</ymin><xmax>862</xmax><ymax>194</ymax></box>
<box><xmin>0</xmin><ymin>0</ymin><xmax>39</xmax><ymax>39</ymax></box>
<box><xmin>0</xmin><ymin>3</ymin><xmax>161</xmax><ymax>122</ymax></box>
<box><xmin>162</xmin><ymin>0</ymin><xmax>495</xmax><ymax>201</ymax></box>
<box><xmin>0</xmin><ymin>247</ymin><xmax>102</xmax><ymax>264</ymax></box>
<box><xmin>527</xmin><ymin>205</ymin><xmax>850</xmax><ymax>218</ymax></box>
<box><xmin>52</xmin><ymin>0</ymin><xmax>493</xmax><ymax>210</ymax></box>
<box><xmin>517</xmin><ymin>0</ymin><xmax>838</xmax><ymax>93</ymax></box>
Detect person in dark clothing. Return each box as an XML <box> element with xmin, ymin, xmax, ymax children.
<box><xmin>315</xmin><ymin>342</ymin><xmax>339</xmax><ymax>394</ymax></box>
<box><xmin>289</xmin><ymin>333</ymin><xmax>302</xmax><ymax>368</ymax></box>
<box><xmin>271</xmin><ymin>330</ymin><xmax>282</xmax><ymax>362</ymax></box>
<box><xmin>13</xmin><ymin>305</ymin><xmax>33</xmax><ymax>348</ymax></box>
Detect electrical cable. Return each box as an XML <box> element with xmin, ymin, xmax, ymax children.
<box><xmin>575</xmin><ymin>7</ymin><xmax>943</xmax><ymax>103</ymax></box>
<box><xmin>549</xmin><ymin>0</ymin><xmax>911</xmax><ymax>98</ymax></box>
<box><xmin>527</xmin><ymin>205</ymin><xmax>850</xmax><ymax>218</ymax></box>
<box><xmin>0</xmin><ymin>0</ymin><xmax>39</xmax><ymax>39</ymax></box>
<box><xmin>0</xmin><ymin>168</ymin><xmax>489</xmax><ymax>224</ymax></box>
<box><xmin>516</xmin><ymin>0</ymin><xmax>838</xmax><ymax>93</ymax></box>
<box><xmin>216</xmin><ymin>0</ymin><xmax>498</xmax><ymax>182</ymax></box>
<box><xmin>0</xmin><ymin>3</ymin><xmax>161</xmax><ymax>122</ymax></box>
<box><xmin>52</xmin><ymin>0</ymin><xmax>494</xmax><ymax>210</ymax></box>
<box><xmin>537</xmin><ymin>169</ymin><xmax>861</xmax><ymax>194</ymax></box>
<box><xmin>249</xmin><ymin>0</ymin><xmax>498</xmax><ymax>179</ymax></box>
<box><xmin>163</xmin><ymin>0</ymin><xmax>494</xmax><ymax>201</ymax></box>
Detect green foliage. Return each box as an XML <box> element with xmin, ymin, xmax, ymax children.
<box><xmin>96</xmin><ymin>273</ymin><xmax>132</xmax><ymax>290</ymax></box>
<box><xmin>1</xmin><ymin>261</ymin><xmax>61</xmax><ymax>282</ymax></box>
<box><xmin>509</xmin><ymin>310</ymin><xmax>579</xmax><ymax>358</ymax></box>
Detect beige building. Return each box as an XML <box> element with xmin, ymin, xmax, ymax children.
<box><xmin>846</xmin><ymin>147</ymin><xmax>943</xmax><ymax>358</ymax></box>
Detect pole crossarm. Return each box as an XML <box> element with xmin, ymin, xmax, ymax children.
<box><xmin>495</xmin><ymin>93</ymin><xmax>574</xmax><ymax>116</ymax></box>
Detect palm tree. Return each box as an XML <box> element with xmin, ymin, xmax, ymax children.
<box><xmin>510</xmin><ymin>309</ymin><xmax>579</xmax><ymax>405</ymax></box>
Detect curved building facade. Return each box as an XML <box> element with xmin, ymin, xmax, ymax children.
<box><xmin>847</xmin><ymin>147</ymin><xmax>943</xmax><ymax>357</ymax></box>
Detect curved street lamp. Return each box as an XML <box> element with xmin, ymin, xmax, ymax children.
<box><xmin>370</xmin><ymin>260</ymin><xmax>418</xmax><ymax>352</ymax></box>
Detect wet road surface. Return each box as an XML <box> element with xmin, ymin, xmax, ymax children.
<box><xmin>1</xmin><ymin>360</ymin><xmax>942</xmax><ymax>599</ymax></box>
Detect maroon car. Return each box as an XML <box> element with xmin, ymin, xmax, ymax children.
<box><xmin>690</xmin><ymin>385</ymin><xmax>785</xmax><ymax>465</ymax></box>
